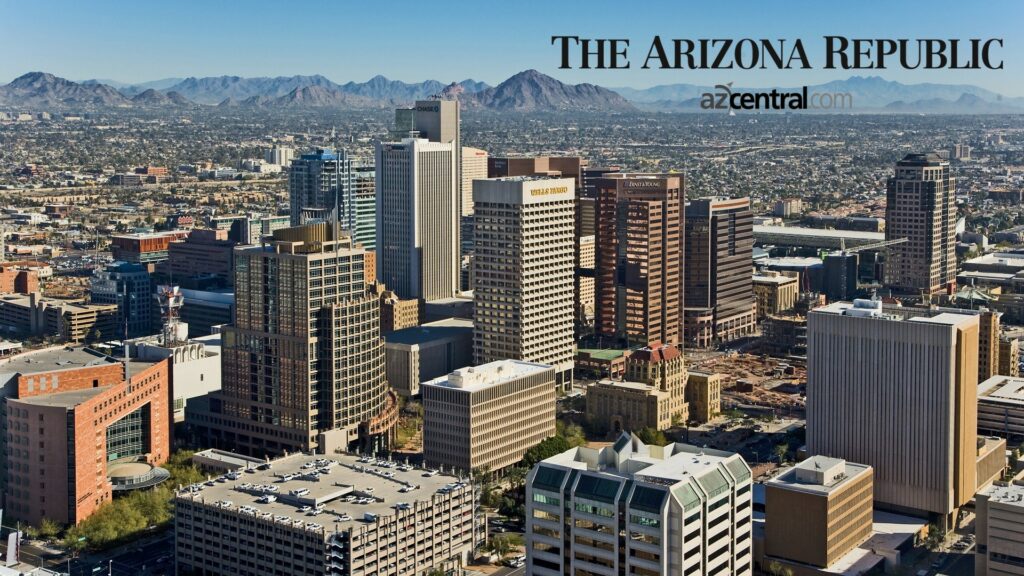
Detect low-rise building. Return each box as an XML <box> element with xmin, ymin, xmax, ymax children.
<box><xmin>752</xmin><ymin>272</ymin><xmax>799</xmax><ymax>320</ymax></box>
<box><xmin>979</xmin><ymin>376</ymin><xmax>1024</xmax><ymax>441</ymax></box>
<box><xmin>384</xmin><ymin>318</ymin><xmax>473</xmax><ymax>397</ymax></box>
<box><xmin>375</xmin><ymin>284</ymin><xmax>422</xmax><ymax>334</ymax></box>
<box><xmin>586</xmin><ymin>344</ymin><xmax>688</xmax><ymax>433</ymax></box>
<box><xmin>763</xmin><ymin>456</ymin><xmax>874</xmax><ymax>570</ymax></box>
<box><xmin>173</xmin><ymin>452</ymin><xmax>482</xmax><ymax>576</ymax></box>
<box><xmin>976</xmin><ymin>483</ymin><xmax>1024</xmax><ymax>576</ymax></box>
<box><xmin>686</xmin><ymin>371</ymin><xmax>723</xmax><ymax>424</ymax></box>
<box><xmin>0</xmin><ymin>293</ymin><xmax>118</xmax><ymax>343</ymax></box>
<box><xmin>526</xmin><ymin>433</ymin><xmax>753</xmax><ymax>576</ymax></box>
<box><xmin>1000</xmin><ymin>338</ymin><xmax>1020</xmax><ymax>378</ymax></box>
<box><xmin>422</xmin><ymin>359</ymin><xmax>556</xmax><ymax>474</ymax></box>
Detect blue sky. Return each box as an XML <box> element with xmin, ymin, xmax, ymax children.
<box><xmin>2</xmin><ymin>0</ymin><xmax>1022</xmax><ymax>95</ymax></box>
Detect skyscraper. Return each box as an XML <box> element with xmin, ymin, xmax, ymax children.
<box><xmin>472</xmin><ymin>177</ymin><xmax>575</xmax><ymax>390</ymax></box>
<box><xmin>187</xmin><ymin>223</ymin><xmax>398</xmax><ymax>455</ymax></box>
<box><xmin>375</xmin><ymin>138</ymin><xmax>460</xmax><ymax>301</ymax></box>
<box><xmin>884</xmin><ymin>153</ymin><xmax>957</xmax><ymax>294</ymax></box>
<box><xmin>289</xmin><ymin>150</ymin><xmax>375</xmax><ymax>250</ymax></box>
<box><xmin>684</xmin><ymin>196</ymin><xmax>757</xmax><ymax>347</ymax></box>
<box><xmin>807</xmin><ymin>299</ymin><xmax>978</xmax><ymax>530</ymax></box>
<box><xmin>413</xmin><ymin>99</ymin><xmax>460</xmax><ymax>150</ymax></box>
<box><xmin>460</xmin><ymin>146</ymin><xmax>488</xmax><ymax>217</ymax></box>
<box><xmin>594</xmin><ymin>173</ymin><xmax>683</xmax><ymax>347</ymax></box>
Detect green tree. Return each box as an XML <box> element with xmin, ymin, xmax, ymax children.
<box><xmin>558</xmin><ymin>421</ymin><xmax>586</xmax><ymax>448</ymax></box>
<box><xmin>37</xmin><ymin>518</ymin><xmax>61</xmax><ymax>542</ymax></box>
<box><xmin>636</xmin><ymin>427</ymin><xmax>669</xmax><ymax>446</ymax></box>
<box><xmin>766</xmin><ymin>560</ymin><xmax>783</xmax><ymax>576</ymax></box>
<box><xmin>521</xmin><ymin>435</ymin><xmax>571</xmax><ymax>470</ymax></box>
<box><xmin>773</xmin><ymin>443</ymin><xmax>789</xmax><ymax>464</ymax></box>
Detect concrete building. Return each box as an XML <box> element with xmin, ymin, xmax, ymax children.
<box><xmin>594</xmin><ymin>173</ymin><xmax>684</xmax><ymax>347</ymax></box>
<box><xmin>526</xmin><ymin>433</ymin><xmax>753</xmax><ymax>576</ymax></box>
<box><xmin>807</xmin><ymin>299</ymin><xmax>978</xmax><ymax>529</ymax></box>
<box><xmin>166</xmin><ymin>228</ymin><xmax>237</xmax><ymax>288</ymax></box>
<box><xmin>1001</xmin><ymin>338</ymin><xmax>1021</xmax><ymax>377</ymax></box>
<box><xmin>375</xmin><ymin>138</ymin><xmax>459</xmax><ymax>302</ymax></box>
<box><xmin>0</xmin><ymin>347</ymin><xmax>170</xmax><ymax>525</ymax></box>
<box><xmin>764</xmin><ymin>457</ymin><xmax>874</xmax><ymax>570</ymax></box>
<box><xmin>472</xmin><ymin>177</ymin><xmax>575</xmax><ymax>390</ymax></box>
<box><xmin>186</xmin><ymin>223</ymin><xmax>398</xmax><ymax>456</ymax></box>
<box><xmin>90</xmin><ymin>261</ymin><xmax>154</xmax><ymax>338</ymax></box>
<box><xmin>884</xmin><ymin>153</ymin><xmax>957</xmax><ymax>294</ymax></box>
<box><xmin>179</xmin><ymin>288</ymin><xmax>234</xmax><ymax>337</ymax></box>
<box><xmin>135</xmin><ymin>333</ymin><xmax>221</xmax><ymax>423</ymax></box>
<box><xmin>460</xmin><ymin>146</ymin><xmax>488</xmax><ymax>216</ymax></box>
<box><xmin>752</xmin><ymin>272</ymin><xmax>799</xmax><ymax>320</ymax></box>
<box><xmin>576</xmin><ymin>234</ymin><xmax>596</xmax><ymax>332</ymax></box>
<box><xmin>980</xmin><ymin>309</ymin><xmax>1001</xmax><ymax>384</ymax></box>
<box><xmin>685</xmin><ymin>196</ymin><xmax>757</xmax><ymax>348</ymax></box>
<box><xmin>978</xmin><ymin>376</ymin><xmax>1024</xmax><ymax>442</ymax></box>
<box><xmin>976</xmin><ymin>483</ymin><xmax>1024</xmax><ymax>576</ymax></box>
<box><xmin>264</xmin><ymin>145</ymin><xmax>294</xmax><ymax>167</ymax></box>
<box><xmin>686</xmin><ymin>371</ymin><xmax>723</xmax><ymax>424</ymax></box>
<box><xmin>586</xmin><ymin>344</ymin><xmax>688</xmax><ymax>434</ymax></box>
<box><xmin>0</xmin><ymin>263</ymin><xmax>39</xmax><ymax>295</ymax></box>
<box><xmin>173</xmin><ymin>452</ymin><xmax>481</xmax><ymax>576</ymax></box>
<box><xmin>384</xmin><ymin>318</ymin><xmax>473</xmax><ymax>397</ymax></box>
<box><xmin>422</xmin><ymin>359</ymin><xmax>556</xmax><ymax>474</ymax></box>
<box><xmin>773</xmin><ymin>198</ymin><xmax>803</xmax><ymax>219</ymax></box>
<box><xmin>0</xmin><ymin>293</ymin><xmax>118</xmax><ymax>343</ymax></box>
<box><xmin>373</xmin><ymin>283</ymin><xmax>422</xmax><ymax>334</ymax></box>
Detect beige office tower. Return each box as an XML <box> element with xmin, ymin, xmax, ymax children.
<box><xmin>884</xmin><ymin>153</ymin><xmax>957</xmax><ymax>294</ymax></box>
<box><xmin>576</xmin><ymin>235</ymin><xmax>596</xmax><ymax>330</ymax></box>
<box><xmin>807</xmin><ymin>299</ymin><xmax>978</xmax><ymax>531</ymax></box>
<box><xmin>421</xmin><ymin>360</ymin><xmax>556</xmax><ymax>474</ymax></box>
<box><xmin>473</xmin><ymin>177</ymin><xmax>575</xmax><ymax>390</ymax></box>
<box><xmin>375</xmin><ymin>138</ymin><xmax>459</xmax><ymax>301</ymax></box>
<box><xmin>189</xmin><ymin>223</ymin><xmax>398</xmax><ymax>456</ymax></box>
<box><xmin>461</xmin><ymin>147</ymin><xmax>488</xmax><ymax>216</ymax></box>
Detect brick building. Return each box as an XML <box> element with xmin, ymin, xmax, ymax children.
<box><xmin>0</xmin><ymin>347</ymin><xmax>171</xmax><ymax>525</ymax></box>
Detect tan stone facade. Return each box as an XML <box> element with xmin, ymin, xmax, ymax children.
<box><xmin>586</xmin><ymin>344</ymin><xmax>688</xmax><ymax>432</ymax></box>
<box><xmin>752</xmin><ymin>272</ymin><xmax>799</xmax><ymax>320</ymax></box>
<box><xmin>422</xmin><ymin>360</ymin><xmax>556</xmax><ymax>474</ymax></box>
<box><xmin>686</xmin><ymin>371</ymin><xmax>722</xmax><ymax>424</ymax></box>
<box><xmin>1000</xmin><ymin>337</ymin><xmax>1020</xmax><ymax>377</ymax></box>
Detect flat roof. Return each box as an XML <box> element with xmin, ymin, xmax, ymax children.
<box><xmin>979</xmin><ymin>375</ymin><xmax>1024</xmax><ymax>406</ymax></box>
<box><xmin>965</xmin><ymin>252</ymin><xmax>1024</xmax><ymax>268</ymax></box>
<box><xmin>0</xmin><ymin>346</ymin><xmax>118</xmax><ymax>375</ymax></box>
<box><xmin>768</xmin><ymin>457</ymin><xmax>872</xmax><ymax>495</ymax></box>
<box><xmin>594</xmin><ymin>379</ymin><xmax>656</xmax><ymax>392</ymax></box>
<box><xmin>752</xmin><ymin>274</ymin><xmax>798</xmax><ymax>285</ymax></box>
<box><xmin>982</xmin><ymin>483</ymin><xmax>1024</xmax><ymax>507</ymax></box>
<box><xmin>578</xmin><ymin>348</ymin><xmax>628</xmax><ymax>361</ymax></box>
<box><xmin>14</xmin><ymin>385</ymin><xmax>109</xmax><ymax>408</ymax></box>
<box><xmin>422</xmin><ymin>359</ymin><xmax>552</xmax><ymax>392</ymax></box>
<box><xmin>176</xmin><ymin>452</ymin><xmax>468</xmax><ymax>529</ymax></box>
<box><xmin>383</xmin><ymin>319</ymin><xmax>472</xmax><ymax>346</ymax></box>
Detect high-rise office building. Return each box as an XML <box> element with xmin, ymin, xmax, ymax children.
<box><xmin>375</xmin><ymin>138</ymin><xmax>460</xmax><ymax>302</ymax></box>
<box><xmin>807</xmin><ymin>299</ymin><xmax>978</xmax><ymax>530</ymax></box>
<box><xmin>595</xmin><ymin>173</ymin><xmax>683</xmax><ymax>347</ymax></box>
<box><xmin>684</xmin><ymin>196</ymin><xmax>757</xmax><ymax>348</ymax></box>
<box><xmin>525</xmin><ymin>433</ymin><xmax>753</xmax><ymax>576</ymax></box>
<box><xmin>289</xmin><ymin>150</ymin><xmax>376</xmax><ymax>251</ymax></box>
<box><xmin>91</xmin><ymin>261</ymin><xmax>154</xmax><ymax>338</ymax></box>
<box><xmin>460</xmin><ymin>147</ymin><xmax>488</xmax><ymax>217</ymax></box>
<box><xmin>884</xmin><ymin>153</ymin><xmax>957</xmax><ymax>294</ymax></box>
<box><xmin>264</xmin><ymin>145</ymin><xmax>294</xmax><ymax>167</ymax></box>
<box><xmin>186</xmin><ymin>223</ymin><xmax>398</xmax><ymax>455</ymax></box>
<box><xmin>472</xmin><ymin>177</ymin><xmax>575</xmax><ymax>390</ymax></box>
<box><xmin>487</xmin><ymin>156</ymin><xmax>587</xmax><ymax>191</ymax></box>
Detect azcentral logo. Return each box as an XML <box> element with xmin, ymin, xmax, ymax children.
<box><xmin>701</xmin><ymin>82</ymin><xmax>853</xmax><ymax>111</ymax></box>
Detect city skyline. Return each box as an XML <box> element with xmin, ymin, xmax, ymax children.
<box><xmin>2</xmin><ymin>0</ymin><xmax>1023</xmax><ymax>96</ymax></box>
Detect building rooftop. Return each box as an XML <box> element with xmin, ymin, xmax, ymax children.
<box><xmin>628</xmin><ymin>344</ymin><xmax>681</xmax><ymax>363</ymax></box>
<box><xmin>979</xmin><ymin>375</ymin><xmax>1024</xmax><ymax>406</ymax></box>
<box><xmin>964</xmin><ymin>252</ymin><xmax>1024</xmax><ymax>269</ymax></box>
<box><xmin>14</xmin><ymin>385</ymin><xmax>109</xmax><ymax>408</ymax></box>
<box><xmin>761</xmin><ymin>256</ymin><xmax>825</xmax><ymax>268</ymax></box>
<box><xmin>0</xmin><ymin>346</ymin><xmax>118</xmax><ymax>376</ymax></box>
<box><xmin>767</xmin><ymin>456</ymin><xmax>872</xmax><ymax>496</ymax></box>
<box><xmin>422</xmin><ymin>359</ymin><xmax>552</xmax><ymax>393</ymax></box>
<box><xmin>752</xmin><ymin>274</ymin><xmax>799</xmax><ymax>285</ymax></box>
<box><xmin>981</xmin><ymin>483</ymin><xmax>1024</xmax><ymax>507</ymax></box>
<box><xmin>383</xmin><ymin>319</ymin><xmax>472</xmax><ymax>346</ymax></box>
<box><xmin>175</xmin><ymin>452</ymin><xmax>469</xmax><ymax>532</ymax></box>
<box><xmin>593</xmin><ymin>379</ymin><xmax>657</xmax><ymax>392</ymax></box>
<box><xmin>578</xmin><ymin>348</ymin><xmax>628</xmax><ymax>361</ymax></box>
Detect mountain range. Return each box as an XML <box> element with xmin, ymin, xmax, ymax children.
<box><xmin>1</xmin><ymin>71</ymin><xmax>1022</xmax><ymax>114</ymax></box>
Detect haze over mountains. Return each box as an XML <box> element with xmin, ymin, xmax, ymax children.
<box><xmin>1</xmin><ymin>70</ymin><xmax>1021</xmax><ymax>114</ymax></box>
